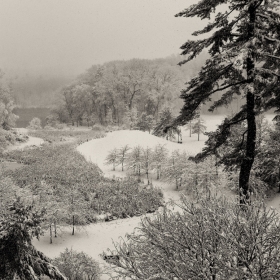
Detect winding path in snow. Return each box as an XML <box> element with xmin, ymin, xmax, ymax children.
<box><xmin>34</xmin><ymin>119</ymin><xmax>280</xmax><ymax>279</ymax></box>
<box><xmin>35</xmin><ymin>130</ymin><xmax>200</xmax><ymax>279</ymax></box>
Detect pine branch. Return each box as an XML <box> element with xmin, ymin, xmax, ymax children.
<box><xmin>256</xmin><ymin>12</ymin><xmax>273</xmax><ymax>21</ymax></box>
<box><xmin>207</xmin><ymin>79</ymin><xmax>249</xmax><ymax>96</ymax></box>
<box><xmin>193</xmin><ymin>109</ymin><xmax>247</xmax><ymax>162</ymax></box>
<box><xmin>238</xmin><ymin>129</ymin><xmax>248</xmax><ymax>149</ymax></box>
<box><xmin>255</xmin><ymin>67</ymin><xmax>280</xmax><ymax>79</ymax></box>
<box><xmin>263</xmin><ymin>36</ymin><xmax>280</xmax><ymax>44</ymax></box>
<box><xmin>208</xmin><ymin>88</ymin><xmax>236</xmax><ymax>112</ymax></box>
<box><xmin>266</xmin><ymin>54</ymin><xmax>280</xmax><ymax>61</ymax></box>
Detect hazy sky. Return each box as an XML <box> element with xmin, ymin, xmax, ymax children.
<box><xmin>0</xmin><ymin>0</ymin><xmax>206</xmax><ymax>76</ymax></box>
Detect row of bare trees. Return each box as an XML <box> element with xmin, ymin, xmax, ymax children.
<box><xmin>105</xmin><ymin>144</ymin><xmax>218</xmax><ymax>190</ymax></box>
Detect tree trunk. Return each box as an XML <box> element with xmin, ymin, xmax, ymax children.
<box><xmin>278</xmin><ymin>161</ymin><xmax>280</xmax><ymax>193</ymax></box>
<box><xmin>72</xmin><ymin>215</ymin><xmax>75</xmax><ymax>235</ymax></box>
<box><xmin>54</xmin><ymin>221</ymin><xmax>57</xmax><ymax>238</ymax></box>
<box><xmin>50</xmin><ymin>224</ymin><xmax>52</xmax><ymax>244</ymax></box>
<box><xmin>215</xmin><ymin>155</ymin><xmax>218</xmax><ymax>176</ymax></box>
<box><xmin>189</xmin><ymin>120</ymin><xmax>192</xmax><ymax>137</ymax></box>
<box><xmin>198</xmin><ymin>132</ymin><xmax>200</xmax><ymax>141</ymax></box>
<box><xmin>239</xmin><ymin>3</ymin><xmax>257</xmax><ymax>204</ymax></box>
<box><xmin>137</xmin><ymin>164</ymin><xmax>141</xmax><ymax>182</ymax></box>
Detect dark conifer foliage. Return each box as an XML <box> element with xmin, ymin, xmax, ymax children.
<box><xmin>174</xmin><ymin>0</ymin><xmax>280</xmax><ymax>200</ymax></box>
<box><xmin>0</xmin><ymin>198</ymin><xmax>66</xmax><ymax>280</ymax></box>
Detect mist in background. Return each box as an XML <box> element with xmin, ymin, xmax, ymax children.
<box><xmin>0</xmin><ymin>0</ymin><xmax>205</xmax><ymax>77</ymax></box>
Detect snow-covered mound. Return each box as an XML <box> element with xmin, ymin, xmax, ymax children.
<box><xmin>77</xmin><ymin>129</ymin><xmax>206</xmax><ymax>176</ymax></box>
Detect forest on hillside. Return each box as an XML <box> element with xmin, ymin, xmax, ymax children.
<box><xmin>6</xmin><ymin>52</ymin><xmax>244</xmax><ymax>128</ymax></box>
<box><xmin>48</xmin><ymin>53</ymin><xmax>244</xmax><ymax>129</ymax></box>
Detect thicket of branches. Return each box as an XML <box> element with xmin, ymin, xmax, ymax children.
<box><xmin>104</xmin><ymin>193</ymin><xmax>280</xmax><ymax>279</ymax></box>
<box><xmin>52</xmin><ymin>248</ymin><xmax>100</xmax><ymax>280</ymax></box>
<box><xmin>2</xmin><ymin>139</ymin><xmax>164</xmax><ymax>241</ymax></box>
<box><xmin>105</xmin><ymin>144</ymin><xmax>220</xmax><ymax>191</ymax></box>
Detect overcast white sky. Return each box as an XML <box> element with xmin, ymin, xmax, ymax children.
<box><xmin>0</xmin><ymin>0</ymin><xmax>206</xmax><ymax>76</ymax></box>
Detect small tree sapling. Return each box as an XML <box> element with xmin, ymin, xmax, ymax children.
<box><xmin>105</xmin><ymin>148</ymin><xmax>119</xmax><ymax>171</ymax></box>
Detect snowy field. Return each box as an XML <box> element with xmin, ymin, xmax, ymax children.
<box><xmin>32</xmin><ymin>114</ymin><xmax>279</xmax><ymax>279</ymax></box>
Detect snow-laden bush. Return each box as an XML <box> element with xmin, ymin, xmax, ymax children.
<box><xmin>27</xmin><ymin>117</ymin><xmax>42</xmax><ymax>130</ymax></box>
<box><xmin>44</xmin><ymin>125</ymin><xmax>56</xmax><ymax>130</ymax></box>
<box><xmin>52</xmin><ymin>248</ymin><xmax>100</xmax><ymax>280</ymax></box>
<box><xmin>0</xmin><ymin>129</ymin><xmax>28</xmax><ymax>152</ymax></box>
<box><xmin>104</xmin><ymin>194</ymin><xmax>280</xmax><ymax>279</ymax></box>
<box><xmin>92</xmin><ymin>124</ymin><xmax>104</xmax><ymax>132</ymax></box>
<box><xmin>0</xmin><ymin>128</ymin><xmax>16</xmax><ymax>151</ymax></box>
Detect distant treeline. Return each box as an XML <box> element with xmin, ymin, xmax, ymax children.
<box><xmin>9</xmin><ymin>53</ymin><xmax>250</xmax><ymax>128</ymax></box>
<box><xmin>52</xmin><ymin>53</ymin><xmax>234</xmax><ymax>127</ymax></box>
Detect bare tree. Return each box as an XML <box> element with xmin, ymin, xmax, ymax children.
<box><xmin>105</xmin><ymin>148</ymin><xmax>119</xmax><ymax>171</ymax></box>
<box><xmin>152</xmin><ymin>144</ymin><xmax>168</xmax><ymax>180</ymax></box>
<box><xmin>118</xmin><ymin>145</ymin><xmax>130</xmax><ymax>171</ymax></box>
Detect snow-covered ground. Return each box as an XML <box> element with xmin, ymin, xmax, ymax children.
<box><xmin>77</xmin><ymin>129</ymin><xmax>206</xmax><ymax>178</ymax></box>
<box><xmin>33</xmin><ymin>116</ymin><xmax>225</xmax><ymax>279</ymax></box>
<box><xmin>6</xmin><ymin>128</ymin><xmax>44</xmax><ymax>151</ymax></box>
<box><xmin>33</xmin><ymin>114</ymin><xmax>279</xmax><ymax>279</ymax></box>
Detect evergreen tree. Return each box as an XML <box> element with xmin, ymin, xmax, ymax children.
<box><xmin>173</xmin><ymin>0</ymin><xmax>280</xmax><ymax>201</ymax></box>
<box><xmin>153</xmin><ymin>107</ymin><xmax>177</xmax><ymax>140</ymax></box>
<box><xmin>256</xmin><ymin>122</ymin><xmax>280</xmax><ymax>192</ymax></box>
<box><xmin>0</xmin><ymin>198</ymin><xmax>66</xmax><ymax>280</ymax></box>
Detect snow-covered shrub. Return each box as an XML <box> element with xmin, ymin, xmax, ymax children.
<box><xmin>52</xmin><ymin>248</ymin><xmax>100</xmax><ymax>280</ymax></box>
<box><xmin>55</xmin><ymin>123</ymin><xmax>67</xmax><ymax>130</ymax></box>
<box><xmin>0</xmin><ymin>128</ymin><xmax>16</xmax><ymax>151</ymax></box>
<box><xmin>105</xmin><ymin>193</ymin><xmax>280</xmax><ymax>279</ymax></box>
<box><xmin>27</xmin><ymin>117</ymin><xmax>42</xmax><ymax>130</ymax></box>
<box><xmin>92</xmin><ymin>124</ymin><xmax>104</xmax><ymax>132</ymax></box>
<box><xmin>0</xmin><ymin>129</ymin><xmax>28</xmax><ymax>151</ymax></box>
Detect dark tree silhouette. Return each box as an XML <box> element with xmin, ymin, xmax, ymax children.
<box><xmin>173</xmin><ymin>0</ymin><xmax>280</xmax><ymax>202</ymax></box>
